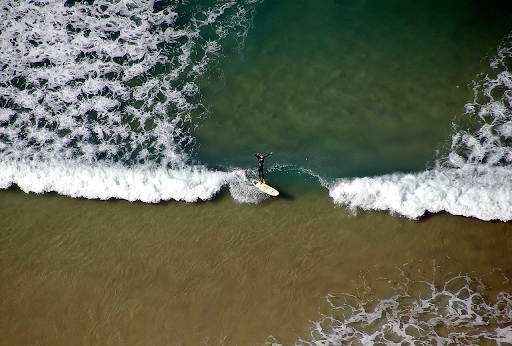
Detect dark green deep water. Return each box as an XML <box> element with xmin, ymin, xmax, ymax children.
<box><xmin>194</xmin><ymin>0</ymin><xmax>511</xmax><ymax>179</ymax></box>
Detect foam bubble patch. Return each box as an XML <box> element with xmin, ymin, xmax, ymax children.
<box><xmin>278</xmin><ymin>265</ymin><xmax>512</xmax><ymax>346</ymax></box>
<box><xmin>228</xmin><ymin>173</ymin><xmax>269</xmax><ymax>204</ymax></box>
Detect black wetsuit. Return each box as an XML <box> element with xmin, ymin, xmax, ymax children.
<box><xmin>256</xmin><ymin>153</ymin><xmax>271</xmax><ymax>182</ymax></box>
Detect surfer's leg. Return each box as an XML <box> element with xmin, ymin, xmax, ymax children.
<box><xmin>258</xmin><ymin>167</ymin><xmax>264</xmax><ymax>182</ymax></box>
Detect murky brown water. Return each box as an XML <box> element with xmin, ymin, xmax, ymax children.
<box><xmin>1</xmin><ymin>186</ymin><xmax>511</xmax><ymax>345</ymax></box>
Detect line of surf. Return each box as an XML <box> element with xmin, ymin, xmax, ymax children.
<box><xmin>0</xmin><ymin>158</ymin><xmax>253</xmax><ymax>203</ymax></box>
<box><xmin>326</xmin><ymin>165</ymin><xmax>512</xmax><ymax>221</ymax></box>
<box><xmin>327</xmin><ymin>34</ymin><xmax>512</xmax><ymax>222</ymax></box>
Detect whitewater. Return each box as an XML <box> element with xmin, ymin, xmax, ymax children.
<box><xmin>1</xmin><ymin>0</ymin><xmax>512</xmax><ymax>221</ymax></box>
<box><xmin>292</xmin><ymin>265</ymin><xmax>512</xmax><ymax>346</ymax></box>
<box><xmin>0</xmin><ymin>0</ymin><xmax>263</xmax><ymax>203</ymax></box>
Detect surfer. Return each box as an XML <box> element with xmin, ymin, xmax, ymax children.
<box><xmin>255</xmin><ymin>152</ymin><xmax>273</xmax><ymax>183</ymax></box>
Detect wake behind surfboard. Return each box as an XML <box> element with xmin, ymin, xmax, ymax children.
<box><xmin>252</xmin><ymin>180</ymin><xmax>279</xmax><ymax>196</ymax></box>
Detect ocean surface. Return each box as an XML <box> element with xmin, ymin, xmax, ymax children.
<box><xmin>1</xmin><ymin>0</ymin><xmax>512</xmax><ymax>345</ymax></box>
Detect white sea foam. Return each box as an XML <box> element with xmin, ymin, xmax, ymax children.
<box><xmin>327</xmin><ymin>165</ymin><xmax>512</xmax><ymax>221</ymax></box>
<box><xmin>271</xmin><ymin>266</ymin><xmax>512</xmax><ymax>345</ymax></box>
<box><xmin>305</xmin><ymin>277</ymin><xmax>512</xmax><ymax>345</ymax></box>
<box><xmin>0</xmin><ymin>158</ymin><xmax>252</xmax><ymax>203</ymax></box>
<box><xmin>329</xmin><ymin>34</ymin><xmax>512</xmax><ymax>221</ymax></box>
<box><xmin>0</xmin><ymin>0</ymin><xmax>262</xmax><ymax>203</ymax></box>
<box><xmin>229</xmin><ymin>174</ymin><xmax>269</xmax><ymax>204</ymax></box>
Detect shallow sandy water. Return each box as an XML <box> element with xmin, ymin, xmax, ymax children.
<box><xmin>1</xmin><ymin>185</ymin><xmax>510</xmax><ymax>345</ymax></box>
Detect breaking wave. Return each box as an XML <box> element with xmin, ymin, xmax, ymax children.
<box><xmin>328</xmin><ymin>34</ymin><xmax>512</xmax><ymax>221</ymax></box>
<box><xmin>0</xmin><ymin>0</ymin><xmax>261</xmax><ymax>202</ymax></box>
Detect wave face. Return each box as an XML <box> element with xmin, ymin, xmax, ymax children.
<box><xmin>329</xmin><ymin>35</ymin><xmax>512</xmax><ymax>221</ymax></box>
<box><xmin>0</xmin><ymin>0</ymin><xmax>261</xmax><ymax>202</ymax></box>
<box><xmin>2</xmin><ymin>0</ymin><xmax>512</xmax><ymax>220</ymax></box>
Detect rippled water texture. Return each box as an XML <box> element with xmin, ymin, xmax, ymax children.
<box><xmin>1</xmin><ymin>0</ymin><xmax>512</xmax><ymax>345</ymax></box>
<box><xmin>1</xmin><ymin>187</ymin><xmax>511</xmax><ymax>345</ymax></box>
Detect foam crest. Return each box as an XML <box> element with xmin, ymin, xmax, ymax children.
<box><xmin>329</xmin><ymin>34</ymin><xmax>512</xmax><ymax>221</ymax></box>
<box><xmin>0</xmin><ymin>158</ymin><xmax>241</xmax><ymax>203</ymax></box>
<box><xmin>328</xmin><ymin>165</ymin><xmax>512</xmax><ymax>221</ymax></box>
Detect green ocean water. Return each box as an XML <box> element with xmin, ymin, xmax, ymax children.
<box><xmin>1</xmin><ymin>0</ymin><xmax>512</xmax><ymax>345</ymax></box>
<box><xmin>193</xmin><ymin>0</ymin><xmax>511</xmax><ymax>179</ymax></box>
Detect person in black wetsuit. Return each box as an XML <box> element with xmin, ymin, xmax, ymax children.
<box><xmin>255</xmin><ymin>152</ymin><xmax>273</xmax><ymax>183</ymax></box>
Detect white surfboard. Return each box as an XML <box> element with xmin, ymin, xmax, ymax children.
<box><xmin>252</xmin><ymin>180</ymin><xmax>279</xmax><ymax>196</ymax></box>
